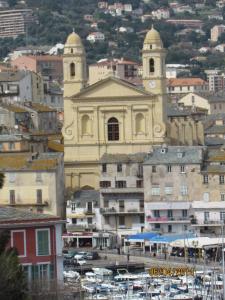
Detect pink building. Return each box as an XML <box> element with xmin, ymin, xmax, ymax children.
<box><xmin>11</xmin><ymin>55</ymin><xmax>63</xmax><ymax>83</ymax></box>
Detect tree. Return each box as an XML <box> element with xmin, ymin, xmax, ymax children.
<box><xmin>0</xmin><ymin>231</ymin><xmax>27</xmax><ymax>300</ymax></box>
<box><xmin>8</xmin><ymin>0</ymin><xmax>17</xmax><ymax>7</ymax></box>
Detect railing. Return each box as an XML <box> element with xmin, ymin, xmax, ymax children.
<box><xmin>147</xmin><ymin>216</ymin><xmax>190</xmax><ymax>222</ymax></box>
<box><xmin>100</xmin><ymin>207</ymin><xmax>144</xmax><ymax>214</ymax></box>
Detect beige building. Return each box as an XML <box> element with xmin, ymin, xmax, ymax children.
<box><xmin>88</xmin><ymin>58</ymin><xmax>140</xmax><ymax>85</ymax></box>
<box><xmin>178</xmin><ymin>93</ymin><xmax>210</xmax><ymax>114</ymax></box>
<box><xmin>63</xmin><ymin>28</ymin><xmax>168</xmax><ymax>190</ymax></box>
<box><xmin>62</xmin><ymin>28</ymin><xmax>204</xmax><ymax>190</ymax></box>
<box><xmin>167</xmin><ymin>78</ymin><xmax>208</xmax><ymax>95</ymax></box>
<box><xmin>211</xmin><ymin>24</ymin><xmax>225</xmax><ymax>42</ymax></box>
<box><xmin>0</xmin><ymin>152</ymin><xmax>65</xmax><ymax>217</ymax></box>
<box><xmin>143</xmin><ymin>146</ymin><xmax>225</xmax><ymax>236</ymax></box>
<box><xmin>99</xmin><ymin>153</ymin><xmax>146</xmax><ymax>239</ymax></box>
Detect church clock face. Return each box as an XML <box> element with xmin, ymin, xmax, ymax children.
<box><xmin>149</xmin><ymin>80</ymin><xmax>156</xmax><ymax>89</ymax></box>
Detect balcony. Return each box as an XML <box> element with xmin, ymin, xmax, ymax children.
<box><xmin>101</xmin><ymin>187</ymin><xmax>144</xmax><ymax>194</ymax></box>
<box><xmin>100</xmin><ymin>207</ymin><xmax>144</xmax><ymax>215</ymax></box>
<box><xmin>147</xmin><ymin>216</ymin><xmax>190</xmax><ymax>224</ymax></box>
<box><xmin>67</xmin><ymin>224</ymin><xmax>96</xmax><ymax>232</ymax></box>
<box><xmin>191</xmin><ymin>219</ymin><xmax>223</xmax><ymax>227</ymax></box>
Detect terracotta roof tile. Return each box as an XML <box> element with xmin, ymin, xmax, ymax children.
<box><xmin>168</xmin><ymin>78</ymin><xmax>207</xmax><ymax>87</ymax></box>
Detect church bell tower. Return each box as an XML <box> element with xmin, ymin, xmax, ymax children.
<box><xmin>63</xmin><ymin>31</ymin><xmax>87</xmax><ymax>97</ymax></box>
<box><xmin>142</xmin><ymin>26</ymin><xmax>167</xmax><ymax>96</ymax></box>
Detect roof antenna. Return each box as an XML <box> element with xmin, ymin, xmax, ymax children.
<box><xmin>151</xmin><ymin>24</ymin><xmax>154</xmax><ymax>29</ymax></box>
<box><xmin>72</xmin><ymin>27</ymin><xmax>75</xmax><ymax>33</ymax></box>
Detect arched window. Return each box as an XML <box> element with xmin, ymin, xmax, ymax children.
<box><xmin>149</xmin><ymin>58</ymin><xmax>154</xmax><ymax>73</ymax></box>
<box><xmin>82</xmin><ymin>115</ymin><xmax>91</xmax><ymax>135</ymax></box>
<box><xmin>136</xmin><ymin>113</ymin><xmax>145</xmax><ymax>134</ymax></box>
<box><xmin>70</xmin><ymin>62</ymin><xmax>75</xmax><ymax>77</ymax></box>
<box><xmin>108</xmin><ymin>117</ymin><xmax>119</xmax><ymax>141</ymax></box>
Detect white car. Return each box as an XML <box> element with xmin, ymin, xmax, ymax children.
<box><xmin>74</xmin><ymin>252</ymin><xmax>87</xmax><ymax>260</ymax></box>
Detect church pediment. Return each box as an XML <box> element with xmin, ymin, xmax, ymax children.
<box><xmin>71</xmin><ymin>76</ymin><xmax>152</xmax><ymax>99</ymax></box>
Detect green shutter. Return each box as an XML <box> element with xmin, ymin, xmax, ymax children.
<box><xmin>37</xmin><ymin>230</ymin><xmax>49</xmax><ymax>256</ymax></box>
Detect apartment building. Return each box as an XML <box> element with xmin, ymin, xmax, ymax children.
<box><xmin>99</xmin><ymin>153</ymin><xmax>146</xmax><ymax>241</ymax></box>
<box><xmin>0</xmin><ymin>70</ymin><xmax>44</xmax><ymax>103</ymax></box>
<box><xmin>0</xmin><ymin>152</ymin><xmax>64</xmax><ymax>217</ymax></box>
<box><xmin>0</xmin><ymin>207</ymin><xmax>64</xmax><ymax>283</ymax></box>
<box><xmin>0</xmin><ymin>9</ymin><xmax>34</xmax><ymax>38</ymax></box>
<box><xmin>0</xmin><ymin>102</ymin><xmax>58</xmax><ymax>133</ymax></box>
<box><xmin>143</xmin><ymin>146</ymin><xmax>206</xmax><ymax>235</ymax></box>
<box><xmin>89</xmin><ymin>58</ymin><xmax>140</xmax><ymax>85</ymax></box>
<box><xmin>143</xmin><ymin>146</ymin><xmax>225</xmax><ymax>237</ymax></box>
<box><xmin>205</xmin><ymin>70</ymin><xmax>225</xmax><ymax>93</ymax></box>
<box><xmin>12</xmin><ymin>55</ymin><xmax>63</xmax><ymax>83</ymax></box>
<box><xmin>66</xmin><ymin>189</ymin><xmax>101</xmax><ymax>233</ymax></box>
<box><xmin>211</xmin><ymin>24</ymin><xmax>225</xmax><ymax>42</ymax></box>
<box><xmin>167</xmin><ymin>78</ymin><xmax>208</xmax><ymax>94</ymax></box>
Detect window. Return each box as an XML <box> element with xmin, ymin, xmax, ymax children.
<box><xmin>180</xmin><ymin>165</ymin><xmax>185</xmax><ymax>173</ymax></box>
<box><xmin>182</xmin><ymin>210</ymin><xmax>188</xmax><ymax>218</ymax></box>
<box><xmin>168</xmin><ymin>225</ymin><xmax>172</xmax><ymax>233</ymax></box>
<box><xmin>9</xmin><ymin>190</ymin><xmax>15</xmax><ymax>205</ymax></box>
<box><xmin>119</xmin><ymin>216</ymin><xmax>125</xmax><ymax>226</ymax></box>
<box><xmin>152</xmin><ymin>186</ymin><xmax>160</xmax><ymax>195</ymax></box>
<box><xmin>70</xmin><ymin>63</ymin><xmax>75</xmax><ymax>77</ymax></box>
<box><xmin>36</xmin><ymin>189</ymin><xmax>42</xmax><ymax>204</ymax></box>
<box><xmin>87</xmin><ymin>201</ymin><xmax>92</xmax><ymax>213</ymax></box>
<box><xmin>117</xmin><ymin>163</ymin><xmax>122</xmax><ymax>172</ymax></box>
<box><xmin>104</xmin><ymin>200</ymin><xmax>109</xmax><ymax>208</ymax></box>
<box><xmin>167</xmin><ymin>165</ymin><xmax>172</xmax><ymax>172</ymax></box>
<box><xmin>9</xmin><ymin>173</ymin><xmax>16</xmax><ymax>183</ymax></box>
<box><xmin>152</xmin><ymin>166</ymin><xmax>156</xmax><ymax>173</ymax></box>
<box><xmin>155</xmin><ymin>223</ymin><xmax>160</xmax><ymax>229</ymax></box>
<box><xmin>100</xmin><ymin>181</ymin><xmax>111</xmax><ymax>188</ymax></box>
<box><xmin>180</xmin><ymin>185</ymin><xmax>188</xmax><ymax>195</ymax></box>
<box><xmin>72</xmin><ymin>218</ymin><xmax>77</xmax><ymax>224</ymax></box>
<box><xmin>107</xmin><ymin>117</ymin><xmax>119</xmax><ymax>141</ymax></box>
<box><xmin>11</xmin><ymin>230</ymin><xmax>26</xmax><ymax>257</ymax></box>
<box><xmin>119</xmin><ymin>200</ymin><xmax>124</xmax><ymax>212</ymax></box>
<box><xmin>165</xmin><ymin>186</ymin><xmax>173</xmax><ymax>195</ymax></box>
<box><xmin>203</xmin><ymin>192</ymin><xmax>209</xmax><ymax>202</ymax></box>
<box><xmin>136</xmin><ymin>180</ymin><xmax>143</xmax><ymax>188</ymax></box>
<box><xmin>220</xmin><ymin>175</ymin><xmax>225</xmax><ymax>184</ymax></box>
<box><xmin>115</xmin><ymin>181</ymin><xmax>126</xmax><ymax>188</ymax></box>
<box><xmin>36</xmin><ymin>173</ymin><xmax>42</xmax><ymax>182</ymax></box>
<box><xmin>204</xmin><ymin>212</ymin><xmax>209</xmax><ymax>222</ymax></box>
<box><xmin>220</xmin><ymin>212</ymin><xmax>225</xmax><ymax>221</ymax></box>
<box><xmin>38</xmin><ymin>264</ymin><xmax>51</xmax><ymax>280</ymax></box>
<box><xmin>221</xmin><ymin>193</ymin><xmax>225</xmax><ymax>201</ymax></box>
<box><xmin>167</xmin><ymin>210</ymin><xmax>173</xmax><ymax>218</ymax></box>
<box><xmin>36</xmin><ymin>229</ymin><xmax>50</xmax><ymax>256</ymax></box>
<box><xmin>153</xmin><ymin>210</ymin><xmax>160</xmax><ymax>218</ymax></box>
<box><xmin>149</xmin><ymin>58</ymin><xmax>154</xmax><ymax>73</ymax></box>
<box><xmin>139</xmin><ymin>200</ymin><xmax>144</xmax><ymax>212</ymax></box>
<box><xmin>71</xmin><ymin>202</ymin><xmax>76</xmax><ymax>211</ymax></box>
<box><xmin>9</xmin><ymin>142</ymin><xmax>15</xmax><ymax>150</ymax></box>
<box><xmin>87</xmin><ymin>218</ymin><xmax>92</xmax><ymax>224</ymax></box>
<box><xmin>203</xmin><ymin>175</ymin><xmax>208</xmax><ymax>184</ymax></box>
<box><xmin>102</xmin><ymin>164</ymin><xmax>107</xmax><ymax>173</ymax></box>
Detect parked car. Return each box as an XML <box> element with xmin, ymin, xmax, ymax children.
<box><xmin>74</xmin><ymin>251</ymin><xmax>88</xmax><ymax>260</ymax></box>
<box><xmin>85</xmin><ymin>251</ymin><xmax>100</xmax><ymax>260</ymax></box>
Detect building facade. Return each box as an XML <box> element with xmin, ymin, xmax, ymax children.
<box><xmin>99</xmin><ymin>153</ymin><xmax>146</xmax><ymax>240</ymax></box>
<box><xmin>0</xmin><ymin>207</ymin><xmax>64</xmax><ymax>283</ymax></box>
<box><xmin>63</xmin><ymin>28</ymin><xmax>168</xmax><ymax>190</ymax></box>
<box><xmin>0</xmin><ymin>152</ymin><xmax>65</xmax><ymax>217</ymax></box>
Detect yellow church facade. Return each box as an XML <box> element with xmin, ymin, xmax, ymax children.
<box><xmin>62</xmin><ymin>28</ymin><xmax>203</xmax><ymax>190</ymax></box>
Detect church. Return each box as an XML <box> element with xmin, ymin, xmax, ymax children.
<box><xmin>62</xmin><ymin>27</ymin><xmax>204</xmax><ymax>190</ymax></box>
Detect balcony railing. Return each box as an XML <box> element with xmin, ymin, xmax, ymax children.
<box><xmin>191</xmin><ymin>219</ymin><xmax>223</xmax><ymax>226</ymax></box>
<box><xmin>147</xmin><ymin>216</ymin><xmax>190</xmax><ymax>223</ymax></box>
<box><xmin>101</xmin><ymin>187</ymin><xmax>144</xmax><ymax>193</ymax></box>
<box><xmin>100</xmin><ymin>207</ymin><xmax>144</xmax><ymax>215</ymax></box>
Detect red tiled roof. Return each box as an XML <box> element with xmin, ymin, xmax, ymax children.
<box><xmin>168</xmin><ymin>78</ymin><xmax>207</xmax><ymax>87</ymax></box>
